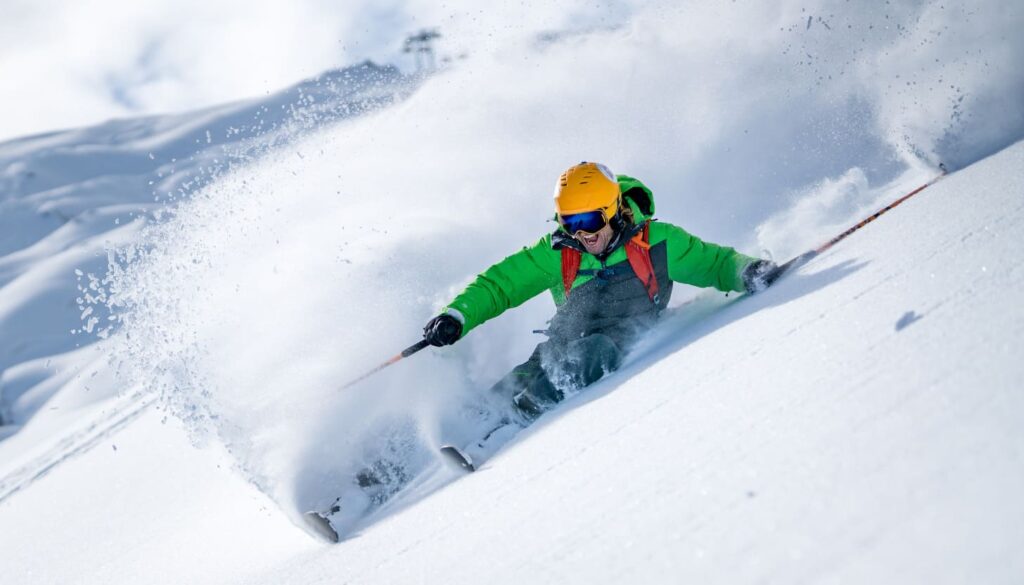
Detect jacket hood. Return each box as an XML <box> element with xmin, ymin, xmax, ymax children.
<box><xmin>616</xmin><ymin>175</ymin><xmax>655</xmax><ymax>221</ymax></box>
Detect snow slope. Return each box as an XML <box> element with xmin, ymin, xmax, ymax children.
<box><xmin>1</xmin><ymin>139</ymin><xmax>1021</xmax><ymax>584</ymax></box>
<box><xmin>211</xmin><ymin>138</ymin><xmax>1009</xmax><ymax>582</ymax></box>
<box><xmin>285</xmin><ymin>143</ymin><xmax>1020</xmax><ymax>584</ymax></box>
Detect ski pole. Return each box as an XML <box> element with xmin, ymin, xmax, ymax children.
<box><xmin>339</xmin><ymin>339</ymin><xmax>430</xmax><ymax>390</ymax></box>
<box><xmin>766</xmin><ymin>166</ymin><xmax>947</xmax><ymax>282</ymax></box>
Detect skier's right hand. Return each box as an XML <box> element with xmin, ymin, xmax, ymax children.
<box><xmin>423</xmin><ymin>313</ymin><xmax>463</xmax><ymax>346</ymax></box>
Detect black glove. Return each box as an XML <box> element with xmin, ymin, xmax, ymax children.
<box><xmin>423</xmin><ymin>313</ymin><xmax>463</xmax><ymax>346</ymax></box>
<box><xmin>742</xmin><ymin>259</ymin><xmax>780</xmax><ymax>294</ymax></box>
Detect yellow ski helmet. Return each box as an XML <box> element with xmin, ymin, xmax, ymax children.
<box><xmin>554</xmin><ymin>162</ymin><xmax>621</xmax><ymax>220</ymax></box>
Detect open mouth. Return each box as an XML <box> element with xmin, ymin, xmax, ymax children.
<box><xmin>579</xmin><ymin>232</ymin><xmax>601</xmax><ymax>247</ymax></box>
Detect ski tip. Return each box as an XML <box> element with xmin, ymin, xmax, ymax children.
<box><xmin>439</xmin><ymin>444</ymin><xmax>476</xmax><ymax>472</ymax></box>
<box><xmin>303</xmin><ymin>511</ymin><xmax>340</xmax><ymax>543</ymax></box>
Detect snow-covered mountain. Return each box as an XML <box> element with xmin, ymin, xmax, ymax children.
<box><xmin>0</xmin><ymin>61</ymin><xmax>412</xmax><ymax>427</ymax></box>
<box><xmin>1</xmin><ymin>1</ymin><xmax>1022</xmax><ymax>583</ymax></box>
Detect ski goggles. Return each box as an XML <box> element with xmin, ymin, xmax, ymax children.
<box><xmin>558</xmin><ymin>210</ymin><xmax>609</xmax><ymax>234</ymax></box>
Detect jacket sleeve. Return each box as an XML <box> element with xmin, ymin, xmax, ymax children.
<box><xmin>445</xmin><ymin>235</ymin><xmax>560</xmax><ymax>335</ymax></box>
<box><xmin>661</xmin><ymin>222</ymin><xmax>758</xmax><ymax>293</ymax></box>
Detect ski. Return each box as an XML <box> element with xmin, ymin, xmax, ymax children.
<box><xmin>303</xmin><ymin>510</ymin><xmax>341</xmax><ymax>543</ymax></box>
<box><xmin>299</xmin><ymin>462</ymin><xmax>406</xmax><ymax>543</ymax></box>
<box><xmin>439</xmin><ymin>444</ymin><xmax>475</xmax><ymax>472</ymax></box>
<box><xmin>438</xmin><ymin>418</ymin><xmax>526</xmax><ymax>474</ymax></box>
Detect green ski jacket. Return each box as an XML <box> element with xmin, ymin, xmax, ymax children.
<box><xmin>446</xmin><ymin>176</ymin><xmax>758</xmax><ymax>338</ymax></box>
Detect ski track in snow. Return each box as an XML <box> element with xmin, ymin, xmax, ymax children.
<box><xmin>0</xmin><ymin>393</ymin><xmax>153</xmax><ymax>505</ymax></box>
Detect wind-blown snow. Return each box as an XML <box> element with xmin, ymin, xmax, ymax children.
<box><xmin>0</xmin><ymin>1</ymin><xmax>1022</xmax><ymax>583</ymax></box>
<box><xmin>0</xmin><ymin>61</ymin><xmax>409</xmax><ymax>418</ymax></box>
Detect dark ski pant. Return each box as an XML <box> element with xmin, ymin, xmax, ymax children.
<box><xmin>489</xmin><ymin>333</ymin><xmax>625</xmax><ymax>420</ymax></box>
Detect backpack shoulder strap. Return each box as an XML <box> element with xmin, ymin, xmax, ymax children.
<box><xmin>561</xmin><ymin>247</ymin><xmax>581</xmax><ymax>298</ymax></box>
<box><xmin>625</xmin><ymin>223</ymin><xmax>660</xmax><ymax>304</ymax></box>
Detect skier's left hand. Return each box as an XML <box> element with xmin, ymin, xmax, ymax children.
<box><xmin>742</xmin><ymin>259</ymin><xmax>780</xmax><ymax>293</ymax></box>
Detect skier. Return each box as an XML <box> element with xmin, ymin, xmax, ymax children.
<box><xmin>423</xmin><ymin>162</ymin><xmax>778</xmax><ymax>420</ymax></box>
<box><xmin>304</xmin><ymin>162</ymin><xmax>781</xmax><ymax>540</ymax></box>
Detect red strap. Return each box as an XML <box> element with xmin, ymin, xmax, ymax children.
<box><xmin>625</xmin><ymin>224</ymin><xmax>660</xmax><ymax>303</ymax></box>
<box><xmin>560</xmin><ymin>223</ymin><xmax>660</xmax><ymax>304</ymax></box>
<box><xmin>561</xmin><ymin>247</ymin><xmax>581</xmax><ymax>298</ymax></box>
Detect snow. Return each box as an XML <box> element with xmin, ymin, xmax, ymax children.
<box><xmin>1</xmin><ymin>140</ymin><xmax>1020</xmax><ymax>583</ymax></box>
<box><xmin>0</xmin><ymin>408</ymin><xmax>316</xmax><ymax>584</ymax></box>
<box><xmin>1</xmin><ymin>1</ymin><xmax>1023</xmax><ymax>583</ymax></box>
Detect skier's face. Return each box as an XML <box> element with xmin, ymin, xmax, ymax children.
<box><xmin>575</xmin><ymin>223</ymin><xmax>614</xmax><ymax>255</ymax></box>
